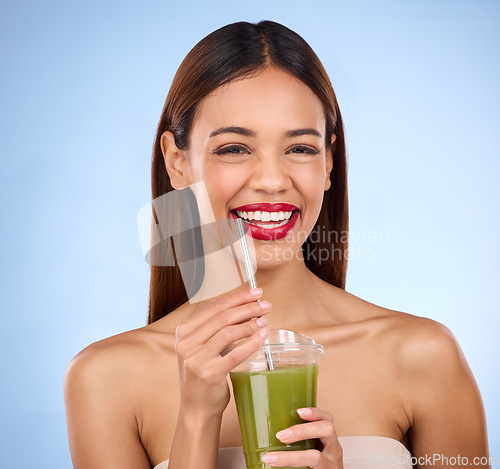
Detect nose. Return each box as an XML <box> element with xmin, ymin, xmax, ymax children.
<box><xmin>247</xmin><ymin>156</ymin><xmax>293</xmax><ymax>194</ymax></box>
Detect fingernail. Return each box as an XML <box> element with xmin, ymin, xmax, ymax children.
<box><xmin>276</xmin><ymin>429</ymin><xmax>292</xmax><ymax>440</ymax></box>
<box><xmin>261</xmin><ymin>453</ymin><xmax>278</xmax><ymax>464</ymax></box>
<box><xmin>259</xmin><ymin>328</ymin><xmax>268</xmax><ymax>338</ymax></box>
<box><xmin>297</xmin><ymin>408</ymin><xmax>312</xmax><ymax>416</ymax></box>
<box><xmin>256</xmin><ymin>317</ymin><xmax>267</xmax><ymax>327</ymax></box>
<box><xmin>250</xmin><ymin>288</ymin><xmax>263</xmax><ymax>297</ymax></box>
<box><xmin>258</xmin><ymin>300</ymin><xmax>272</xmax><ymax>310</ymax></box>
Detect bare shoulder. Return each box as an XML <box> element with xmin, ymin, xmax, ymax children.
<box><xmin>334</xmin><ymin>284</ymin><xmax>457</xmax><ymax>343</ymax></box>
<box><xmin>374</xmin><ymin>304</ymin><xmax>465</xmax><ymax>371</ymax></box>
<box><xmin>394</xmin><ymin>315</ymin><xmax>464</xmax><ymax>369</ymax></box>
<box><xmin>66</xmin><ymin>325</ymin><xmax>175</xmax><ymax>378</ymax></box>
<box><xmin>357</xmin><ymin>298</ymin><xmax>480</xmax><ymax>420</ymax></box>
<box><xmin>64</xmin><ymin>298</ymin><xmax>197</xmax><ymax>402</ymax></box>
<box><xmin>63</xmin><ymin>325</ymin><xmax>178</xmax><ymax>467</ymax></box>
<box><xmin>64</xmin><ymin>324</ymin><xmax>178</xmax><ymax>416</ymax></box>
<box><xmin>331</xmin><ymin>285</ymin><xmax>468</xmax><ymax>372</ymax></box>
<box><xmin>350</xmin><ymin>303</ymin><xmax>489</xmax><ymax>455</ymax></box>
<box><xmin>370</xmin><ymin>307</ymin><xmax>469</xmax><ymax>378</ymax></box>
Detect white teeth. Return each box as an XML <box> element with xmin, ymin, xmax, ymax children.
<box><xmin>235</xmin><ymin>209</ymin><xmax>296</xmax><ymax>225</ymax></box>
<box><xmin>252</xmin><ymin>219</ymin><xmax>290</xmax><ymax>228</ymax></box>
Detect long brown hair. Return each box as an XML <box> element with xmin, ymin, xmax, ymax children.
<box><xmin>148</xmin><ymin>20</ymin><xmax>348</xmax><ymax>324</ymax></box>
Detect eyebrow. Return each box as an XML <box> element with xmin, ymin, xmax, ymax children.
<box><xmin>209</xmin><ymin>126</ymin><xmax>322</xmax><ymax>139</ymax></box>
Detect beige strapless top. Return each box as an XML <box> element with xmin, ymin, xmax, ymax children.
<box><xmin>153</xmin><ymin>436</ymin><xmax>413</xmax><ymax>468</ymax></box>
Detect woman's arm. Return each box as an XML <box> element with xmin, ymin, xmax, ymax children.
<box><xmin>64</xmin><ymin>345</ymin><xmax>152</xmax><ymax>469</ymax></box>
<box><xmin>402</xmin><ymin>319</ymin><xmax>490</xmax><ymax>468</ymax></box>
<box><xmin>167</xmin><ymin>405</ymin><xmax>223</xmax><ymax>469</ymax></box>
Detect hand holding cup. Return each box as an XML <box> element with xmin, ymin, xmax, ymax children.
<box><xmin>262</xmin><ymin>407</ymin><xmax>344</xmax><ymax>468</ymax></box>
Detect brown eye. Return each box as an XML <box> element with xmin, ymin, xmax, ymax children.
<box><xmin>214</xmin><ymin>145</ymin><xmax>249</xmax><ymax>155</ymax></box>
<box><xmin>287</xmin><ymin>146</ymin><xmax>320</xmax><ymax>155</ymax></box>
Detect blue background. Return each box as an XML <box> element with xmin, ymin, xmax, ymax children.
<box><xmin>1</xmin><ymin>0</ymin><xmax>498</xmax><ymax>467</ymax></box>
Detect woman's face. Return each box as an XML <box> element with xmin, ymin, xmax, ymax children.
<box><xmin>163</xmin><ymin>66</ymin><xmax>334</xmax><ymax>268</ymax></box>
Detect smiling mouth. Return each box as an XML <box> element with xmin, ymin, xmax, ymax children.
<box><xmin>229</xmin><ymin>203</ymin><xmax>300</xmax><ymax>240</ymax></box>
<box><xmin>231</xmin><ymin>209</ymin><xmax>296</xmax><ymax>228</ymax></box>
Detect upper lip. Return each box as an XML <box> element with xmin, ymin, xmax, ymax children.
<box><xmin>231</xmin><ymin>203</ymin><xmax>299</xmax><ymax>213</ymax></box>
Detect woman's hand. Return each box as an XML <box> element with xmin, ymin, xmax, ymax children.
<box><xmin>174</xmin><ymin>288</ymin><xmax>271</xmax><ymax>416</ymax></box>
<box><xmin>261</xmin><ymin>407</ymin><xmax>343</xmax><ymax>468</ymax></box>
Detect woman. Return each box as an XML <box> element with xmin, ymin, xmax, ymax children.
<box><xmin>64</xmin><ymin>20</ymin><xmax>490</xmax><ymax>469</ymax></box>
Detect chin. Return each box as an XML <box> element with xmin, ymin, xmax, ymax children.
<box><xmin>252</xmin><ymin>242</ymin><xmax>304</xmax><ymax>270</ymax></box>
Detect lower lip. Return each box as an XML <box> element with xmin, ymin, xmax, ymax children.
<box><xmin>230</xmin><ymin>211</ymin><xmax>299</xmax><ymax>240</ymax></box>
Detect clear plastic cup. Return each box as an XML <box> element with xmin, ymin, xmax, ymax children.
<box><xmin>230</xmin><ymin>329</ymin><xmax>324</xmax><ymax>469</ymax></box>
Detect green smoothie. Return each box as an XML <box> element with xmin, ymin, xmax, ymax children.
<box><xmin>230</xmin><ymin>365</ymin><xmax>318</xmax><ymax>469</ymax></box>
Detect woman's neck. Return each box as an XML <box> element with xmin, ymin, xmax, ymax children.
<box><xmin>195</xmin><ymin>258</ymin><xmax>336</xmax><ymax>328</ymax></box>
<box><xmin>185</xmin><ymin>226</ymin><xmax>343</xmax><ymax>329</ymax></box>
<box><xmin>253</xmin><ymin>258</ymin><xmax>333</xmax><ymax>330</ymax></box>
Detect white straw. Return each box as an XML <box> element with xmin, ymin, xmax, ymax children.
<box><xmin>236</xmin><ymin>218</ymin><xmax>274</xmax><ymax>371</ymax></box>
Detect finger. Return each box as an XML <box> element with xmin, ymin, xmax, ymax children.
<box><xmin>276</xmin><ymin>420</ymin><xmax>335</xmax><ymax>445</ymax></box>
<box><xmin>200</xmin><ymin>317</ymin><xmax>268</xmax><ymax>357</ymax></box>
<box><xmin>220</xmin><ymin>327</ymin><xmax>269</xmax><ymax>370</ymax></box>
<box><xmin>175</xmin><ymin>301</ymin><xmax>271</xmax><ymax>357</ymax></box>
<box><xmin>176</xmin><ymin>288</ymin><xmax>263</xmax><ymax>338</ymax></box>
<box><xmin>185</xmin><ymin>300</ymin><xmax>271</xmax><ymax>345</ymax></box>
<box><xmin>297</xmin><ymin>407</ymin><xmax>334</xmax><ymax>423</ymax></box>
<box><xmin>261</xmin><ymin>449</ymin><xmax>322</xmax><ymax>468</ymax></box>
<box><xmin>177</xmin><ymin>326</ymin><xmax>269</xmax><ymax>384</ymax></box>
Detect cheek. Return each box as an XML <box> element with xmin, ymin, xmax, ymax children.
<box><xmin>293</xmin><ymin>166</ymin><xmax>326</xmax><ymax>221</ymax></box>
<box><xmin>296</xmin><ymin>164</ymin><xmax>326</xmax><ymax>197</ymax></box>
<box><xmin>304</xmin><ymin>185</ymin><xmax>325</xmax><ymax>218</ymax></box>
<box><xmin>204</xmin><ymin>167</ymin><xmax>246</xmax><ymax>216</ymax></box>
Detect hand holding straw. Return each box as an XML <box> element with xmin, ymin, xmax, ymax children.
<box><xmin>235</xmin><ymin>218</ymin><xmax>275</xmax><ymax>371</ymax></box>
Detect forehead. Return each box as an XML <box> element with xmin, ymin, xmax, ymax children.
<box><xmin>192</xmin><ymin>67</ymin><xmax>326</xmax><ymax>138</ymax></box>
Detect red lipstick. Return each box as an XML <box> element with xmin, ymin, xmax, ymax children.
<box><xmin>232</xmin><ymin>202</ymin><xmax>298</xmax><ymax>213</ymax></box>
<box><xmin>230</xmin><ymin>202</ymin><xmax>300</xmax><ymax>241</ymax></box>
